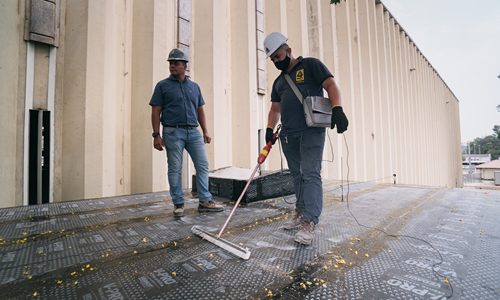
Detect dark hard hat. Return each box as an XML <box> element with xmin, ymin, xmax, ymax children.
<box><xmin>167</xmin><ymin>48</ymin><xmax>189</xmax><ymax>62</ymax></box>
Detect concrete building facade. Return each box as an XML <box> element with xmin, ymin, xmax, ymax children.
<box><xmin>0</xmin><ymin>0</ymin><xmax>462</xmax><ymax>208</ymax></box>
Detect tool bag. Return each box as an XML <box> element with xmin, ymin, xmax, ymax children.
<box><xmin>284</xmin><ymin>74</ymin><xmax>332</xmax><ymax>128</ymax></box>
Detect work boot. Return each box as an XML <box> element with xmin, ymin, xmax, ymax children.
<box><xmin>198</xmin><ymin>200</ymin><xmax>224</xmax><ymax>213</ymax></box>
<box><xmin>173</xmin><ymin>204</ymin><xmax>184</xmax><ymax>217</ymax></box>
<box><xmin>294</xmin><ymin>219</ymin><xmax>315</xmax><ymax>245</ymax></box>
<box><xmin>282</xmin><ymin>209</ymin><xmax>303</xmax><ymax>230</ymax></box>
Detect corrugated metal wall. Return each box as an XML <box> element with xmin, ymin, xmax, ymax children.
<box><xmin>0</xmin><ymin>0</ymin><xmax>462</xmax><ymax>208</ymax></box>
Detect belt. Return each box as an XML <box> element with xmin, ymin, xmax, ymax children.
<box><xmin>164</xmin><ymin>124</ymin><xmax>198</xmax><ymax>128</ymax></box>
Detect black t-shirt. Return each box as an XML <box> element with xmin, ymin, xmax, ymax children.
<box><xmin>271</xmin><ymin>57</ymin><xmax>333</xmax><ymax>134</ymax></box>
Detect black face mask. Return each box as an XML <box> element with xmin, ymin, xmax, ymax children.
<box><xmin>274</xmin><ymin>55</ymin><xmax>291</xmax><ymax>71</ymax></box>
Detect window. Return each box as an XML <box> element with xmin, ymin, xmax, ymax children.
<box><xmin>177</xmin><ymin>0</ymin><xmax>192</xmax><ymax>59</ymax></box>
<box><xmin>256</xmin><ymin>0</ymin><xmax>266</xmax><ymax>94</ymax></box>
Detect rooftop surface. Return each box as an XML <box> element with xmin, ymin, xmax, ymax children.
<box><xmin>0</xmin><ymin>181</ymin><xmax>499</xmax><ymax>299</ymax></box>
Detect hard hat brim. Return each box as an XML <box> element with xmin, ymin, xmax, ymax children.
<box><xmin>266</xmin><ymin>43</ymin><xmax>285</xmax><ymax>57</ymax></box>
<box><xmin>167</xmin><ymin>58</ymin><xmax>188</xmax><ymax>62</ymax></box>
<box><xmin>266</xmin><ymin>44</ymin><xmax>285</xmax><ymax>58</ymax></box>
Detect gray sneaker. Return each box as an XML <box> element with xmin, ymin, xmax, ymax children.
<box><xmin>173</xmin><ymin>204</ymin><xmax>184</xmax><ymax>217</ymax></box>
<box><xmin>294</xmin><ymin>219</ymin><xmax>315</xmax><ymax>245</ymax></box>
<box><xmin>198</xmin><ymin>201</ymin><xmax>224</xmax><ymax>213</ymax></box>
<box><xmin>282</xmin><ymin>209</ymin><xmax>303</xmax><ymax>230</ymax></box>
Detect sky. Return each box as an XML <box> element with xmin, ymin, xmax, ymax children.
<box><xmin>381</xmin><ymin>0</ymin><xmax>500</xmax><ymax>143</ymax></box>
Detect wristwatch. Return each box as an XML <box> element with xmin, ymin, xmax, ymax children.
<box><xmin>152</xmin><ymin>132</ymin><xmax>160</xmax><ymax>138</ymax></box>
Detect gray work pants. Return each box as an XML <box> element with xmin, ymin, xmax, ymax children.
<box><xmin>281</xmin><ymin>128</ymin><xmax>325</xmax><ymax>224</ymax></box>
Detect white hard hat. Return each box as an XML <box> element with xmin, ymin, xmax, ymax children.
<box><xmin>263</xmin><ymin>32</ymin><xmax>288</xmax><ymax>57</ymax></box>
<box><xmin>167</xmin><ymin>48</ymin><xmax>189</xmax><ymax>62</ymax></box>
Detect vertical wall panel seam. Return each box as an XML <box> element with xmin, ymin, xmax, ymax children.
<box><xmin>23</xmin><ymin>43</ymin><xmax>35</xmax><ymax>206</ymax></box>
<box><xmin>48</xmin><ymin>47</ymin><xmax>56</xmax><ymax>203</ymax></box>
<box><xmin>352</xmin><ymin>0</ymin><xmax>368</xmax><ymax>181</ymax></box>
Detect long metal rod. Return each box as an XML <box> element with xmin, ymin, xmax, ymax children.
<box><xmin>217</xmin><ymin>163</ymin><xmax>260</xmax><ymax>237</ymax></box>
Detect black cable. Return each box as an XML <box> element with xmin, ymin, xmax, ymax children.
<box><xmin>274</xmin><ymin>127</ymin><xmax>453</xmax><ymax>298</ymax></box>
<box><xmin>340</xmin><ymin>133</ymin><xmax>454</xmax><ymax>299</ymax></box>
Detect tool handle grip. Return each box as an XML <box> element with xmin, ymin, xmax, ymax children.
<box><xmin>257</xmin><ymin>125</ymin><xmax>281</xmax><ymax>164</ymax></box>
<box><xmin>257</xmin><ymin>144</ymin><xmax>272</xmax><ymax>164</ymax></box>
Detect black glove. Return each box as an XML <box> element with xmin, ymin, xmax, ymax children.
<box><xmin>331</xmin><ymin>106</ymin><xmax>348</xmax><ymax>133</ymax></box>
<box><xmin>265</xmin><ymin>128</ymin><xmax>276</xmax><ymax>144</ymax></box>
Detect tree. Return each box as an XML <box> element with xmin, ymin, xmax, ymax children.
<box><xmin>469</xmin><ymin>127</ymin><xmax>500</xmax><ymax>160</ymax></box>
<box><xmin>330</xmin><ymin>0</ymin><xmax>345</xmax><ymax>4</ymax></box>
<box><xmin>494</xmin><ymin>125</ymin><xmax>500</xmax><ymax>139</ymax></box>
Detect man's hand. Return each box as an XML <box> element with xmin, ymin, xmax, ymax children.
<box><xmin>265</xmin><ymin>128</ymin><xmax>276</xmax><ymax>145</ymax></box>
<box><xmin>331</xmin><ymin>106</ymin><xmax>348</xmax><ymax>133</ymax></box>
<box><xmin>153</xmin><ymin>136</ymin><xmax>165</xmax><ymax>151</ymax></box>
<box><xmin>203</xmin><ymin>132</ymin><xmax>212</xmax><ymax>144</ymax></box>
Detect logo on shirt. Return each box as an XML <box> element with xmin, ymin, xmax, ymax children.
<box><xmin>295</xmin><ymin>69</ymin><xmax>305</xmax><ymax>83</ymax></box>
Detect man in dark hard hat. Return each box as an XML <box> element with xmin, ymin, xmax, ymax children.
<box><xmin>150</xmin><ymin>48</ymin><xmax>224</xmax><ymax>217</ymax></box>
<box><xmin>264</xmin><ymin>32</ymin><xmax>349</xmax><ymax>245</ymax></box>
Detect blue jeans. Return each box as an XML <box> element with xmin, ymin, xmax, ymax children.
<box><xmin>281</xmin><ymin>128</ymin><xmax>325</xmax><ymax>224</ymax></box>
<box><xmin>162</xmin><ymin>127</ymin><xmax>212</xmax><ymax>205</ymax></box>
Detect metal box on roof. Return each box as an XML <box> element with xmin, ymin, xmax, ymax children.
<box><xmin>192</xmin><ymin>167</ymin><xmax>294</xmax><ymax>204</ymax></box>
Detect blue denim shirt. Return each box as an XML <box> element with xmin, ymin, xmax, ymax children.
<box><xmin>149</xmin><ymin>75</ymin><xmax>205</xmax><ymax>126</ymax></box>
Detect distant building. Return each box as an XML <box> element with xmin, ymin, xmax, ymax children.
<box><xmin>462</xmin><ymin>154</ymin><xmax>491</xmax><ymax>166</ymax></box>
<box><xmin>476</xmin><ymin>160</ymin><xmax>500</xmax><ymax>180</ymax></box>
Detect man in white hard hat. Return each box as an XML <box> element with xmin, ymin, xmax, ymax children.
<box><xmin>150</xmin><ymin>48</ymin><xmax>224</xmax><ymax>217</ymax></box>
<box><xmin>264</xmin><ymin>32</ymin><xmax>348</xmax><ymax>245</ymax></box>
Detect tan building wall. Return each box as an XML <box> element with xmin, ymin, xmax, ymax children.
<box><xmin>0</xmin><ymin>0</ymin><xmax>25</xmax><ymax>208</ymax></box>
<box><xmin>0</xmin><ymin>0</ymin><xmax>462</xmax><ymax>208</ymax></box>
<box><xmin>479</xmin><ymin>169</ymin><xmax>499</xmax><ymax>180</ymax></box>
